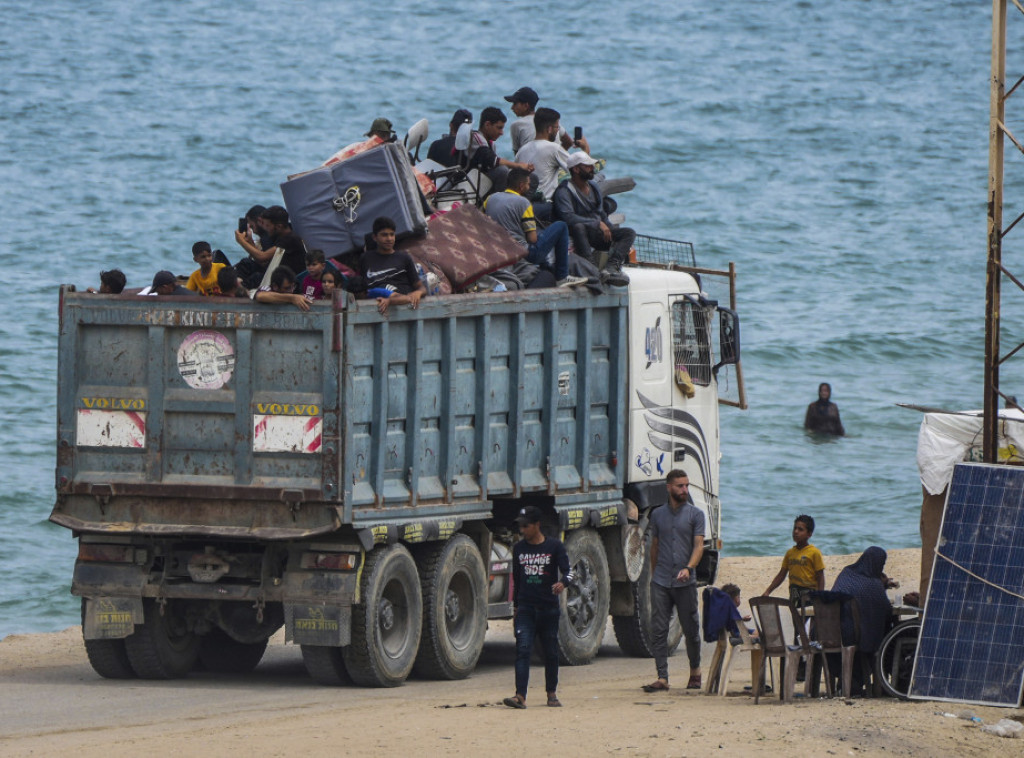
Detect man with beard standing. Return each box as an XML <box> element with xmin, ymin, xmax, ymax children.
<box><xmin>641</xmin><ymin>469</ymin><xmax>705</xmax><ymax>693</ymax></box>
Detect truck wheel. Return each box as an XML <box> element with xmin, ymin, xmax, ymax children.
<box><xmin>197</xmin><ymin>628</ymin><xmax>268</xmax><ymax>674</ymax></box>
<box><xmin>301</xmin><ymin>644</ymin><xmax>351</xmax><ymax>686</ymax></box>
<box><xmin>80</xmin><ymin>599</ymin><xmax>136</xmax><ymax>679</ymax></box>
<box><xmin>413</xmin><ymin>535</ymin><xmax>487</xmax><ymax>680</ymax></box>
<box><xmin>124</xmin><ymin>599</ymin><xmax>199</xmax><ymax>679</ymax></box>
<box><xmin>558</xmin><ymin>528</ymin><xmax>611</xmax><ymax>666</ymax></box>
<box><xmin>343</xmin><ymin>544</ymin><xmax>422</xmax><ymax>687</ymax></box>
<box><xmin>612</xmin><ymin>553</ymin><xmax>683</xmax><ymax>658</ymax></box>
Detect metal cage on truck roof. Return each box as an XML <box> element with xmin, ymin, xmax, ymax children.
<box><xmin>633</xmin><ymin>235</ymin><xmax>696</xmax><ymax>268</ymax></box>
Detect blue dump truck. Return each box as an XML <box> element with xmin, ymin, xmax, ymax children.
<box><xmin>52</xmin><ymin>250</ymin><xmax>742</xmax><ymax>686</ymax></box>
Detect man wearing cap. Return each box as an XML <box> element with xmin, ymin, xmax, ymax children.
<box><xmin>515</xmin><ymin>107</ymin><xmax>592</xmax><ymax>203</ymax></box>
<box><xmin>149</xmin><ymin>270</ymin><xmax>191</xmax><ymax>296</ymax></box>
<box><xmin>506</xmin><ymin>86</ymin><xmax>574</xmax><ymax>154</ymax></box>
<box><xmin>365</xmin><ymin>117</ymin><xmax>396</xmax><ymax>142</ymax></box>
<box><xmin>233</xmin><ymin>205</ymin><xmax>307</xmax><ymax>289</ymax></box>
<box><xmin>552</xmin><ymin>154</ymin><xmax>635</xmax><ymax>284</ymax></box>
<box><xmin>504</xmin><ymin>505</ymin><xmax>574</xmax><ymax>710</ymax></box>
<box><xmin>427</xmin><ymin>109</ymin><xmax>472</xmax><ymax>168</ymax></box>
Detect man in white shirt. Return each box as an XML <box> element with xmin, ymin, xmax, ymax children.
<box><xmin>515</xmin><ymin>108</ymin><xmax>592</xmax><ymax>203</ymax></box>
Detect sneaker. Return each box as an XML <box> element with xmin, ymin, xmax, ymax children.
<box><xmin>556</xmin><ymin>275</ymin><xmax>588</xmax><ymax>288</ymax></box>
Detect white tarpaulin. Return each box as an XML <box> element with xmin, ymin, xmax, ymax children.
<box><xmin>917</xmin><ymin>409</ymin><xmax>1024</xmax><ymax>495</ymax></box>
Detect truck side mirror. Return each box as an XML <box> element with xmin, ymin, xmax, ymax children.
<box><xmin>713</xmin><ymin>307</ymin><xmax>740</xmax><ymax>374</ymax></box>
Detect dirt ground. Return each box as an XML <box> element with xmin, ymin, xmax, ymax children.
<box><xmin>1</xmin><ymin>548</ymin><xmax>1020</xmax><ymax>757</ymax></box>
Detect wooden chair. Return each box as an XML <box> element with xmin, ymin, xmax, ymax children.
<box><xmin>748</xmin><ymin>596</ymin><xmax>828</xmax><ymax>703</ymax></box>
<box><xmin>704</xmin><ymin>630</ymin><xmax>729</xmax><ymax>695</ymax></box>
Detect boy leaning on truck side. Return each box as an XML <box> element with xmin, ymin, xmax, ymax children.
<box><xmin>360</xmin><ymin>216</ymin><xmax>426</xmax><ymax>315</ymax></box>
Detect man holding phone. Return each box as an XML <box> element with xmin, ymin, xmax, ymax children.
<box><xmin>515</xmin><ymin>107</ymin><xmax>592</xmax><ymax>203</ymax></box>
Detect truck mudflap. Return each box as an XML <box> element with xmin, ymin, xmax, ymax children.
<box><xmin>285</xmin><ymin>604</ymin><xmax>352</xmax><ymax>646</ymax></box>
<box><xmin>82</xmin><ymin>597</ymin><xmax>144</xmax><ymax>640</ymax></box>
<box><xmin>73</xmin><ymin>561</ymin><xmax>147</xmax><ymax>602</ymax></box>
<box><xmin>51</xmin><ymin>494</ymin><xmax>344</xmax><ymax>540</ymax></box>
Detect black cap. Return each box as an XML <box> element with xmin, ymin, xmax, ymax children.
<box><xmin>152</xmin><ymin>270</ymin><xmax>176</xmax><ymax>288</ymax></box>
<box><xmin>515</xmin><ymin>505</ymin><xmax>544</xmax><ymax>526</ymax></box>
<box><xmin>504</xmin><ymin>86</ymin><xmax>539</xmax><ymax>107</ymax></box>
<box><xmin>450</xmin><ymin>108</ymin><xmax>472</xmax><ymax>128</ymax></box>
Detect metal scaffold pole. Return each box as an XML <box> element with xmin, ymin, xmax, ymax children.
<box><xmin>985</xmin><ymin>0</ymin><xmax>1007</xmax><ymax>462</ymax></box>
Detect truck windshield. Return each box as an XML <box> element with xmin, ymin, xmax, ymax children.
<box><xmin>671</xmin><ymin>299</ymin><xmax>711</xmax><ymax>386</ymax></box>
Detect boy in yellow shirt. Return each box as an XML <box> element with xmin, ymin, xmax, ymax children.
<box><xmin>186</xmin><ymin>241</ymin><xmax>227</xmax><ymax>295</ymax></box>
<box><xmin>762</xmin><ymin>515</ymin><xmax>825</xmax><ymax>606</ymax></box>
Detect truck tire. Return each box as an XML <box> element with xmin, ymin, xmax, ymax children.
<box><xmin>342</xmin><ymin>544</ymin><xmax>422</xmax><ymax>687</ymax></box>
<box><xmin>301</xmin><ymin>644</ymin><xmax>352</xmax><ymax>686</ymax></box>
<box><xmin>124</xmin><ymin>599</ymin><xmax>200</xmax><ymax>679</ymax></box>
<box><xmin>558</xmin><ymin>528</ymin><xmax>611</xmax><ymax>666</ymax></box>
<box><xmin>81</xmin><ymin>600</ymin><xmax>136</xmax><ymax>679</ymax></box>
<box><xmin>612</xmin><ymin>555</ymin><xmax>683</xmax><ymax>658</ymax></box>
<box><xmin>413</xmin><ymin>535</ymin><xmax>487</xmax><ymax>680</ymax></box>
<box><xmin>197</xmin><ymin>628</ymin><xmax>268</xmax><ymax>674</ymax></box>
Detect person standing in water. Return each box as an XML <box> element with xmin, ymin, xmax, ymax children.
<box><xmin>804</xmin><ymin>382</ymin><xmax>845</xmax><ymax>436</ymax></box>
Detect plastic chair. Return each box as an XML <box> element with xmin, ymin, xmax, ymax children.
<box><xmin>426</xmin><ymin>122</ymin><xmax>493</xmax><ymax>208</ymax></box>
<box><xmin>808</xmin><ymin>592</ymin><xmax>859</xmax><ymax>698</ymax></box>
<box><xmin>717</xmin><ymin>621</ymin><xmax>763</xmax><ymax>696</ymax></box>
<box><xmin>749</xmin><ymin>596</ymin><xmax>828</xmax><ymax>703</ymax></box>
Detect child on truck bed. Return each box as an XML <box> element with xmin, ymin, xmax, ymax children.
<box><xmin>86</xmin><ymin>268</ymin><xmax>126</xmax><ymax>294</ymax></box>
<box><xmin>360</xmin><ymin>216</ymin><xmax>426</xmax><ymax>315</ymax></box>
<box><xmin>186</xmin><ymin>241</ymin><xmax>227</xmax><ymax>296</ymax></box>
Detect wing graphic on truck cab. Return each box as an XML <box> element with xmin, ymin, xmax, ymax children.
<box><xmin>637</xmin><ymin>390</ymin><xmax>712</xmax><ymax>495</ymax></box>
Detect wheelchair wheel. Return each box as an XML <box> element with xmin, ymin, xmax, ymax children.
<box><xmin>874</xmin><ymin>619</ymin><xmax>921</xmax><ymax>699</ymax></box>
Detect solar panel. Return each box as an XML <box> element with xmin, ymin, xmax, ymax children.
<box><xmin>909</xmin><ymin>462</ymin><xmax>1024</xmax><ymax>707</ymax></box>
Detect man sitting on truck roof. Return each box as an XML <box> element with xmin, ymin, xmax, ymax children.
<box><xmin>515</xmin><ymin>107</ymin><xmax>591</xmax><ymax>204</ymax></box>
<box><xmin>505</xmin><ymin>86</ymin><xmax>574</xmax><ymax>154</ymax></box>
<box><xmin>483</xmin><ymin>168</ymin><xmax>586</xmax><ymax>289</ymax></box>
<box><xmin>253</xmin><ymin>266</ymin><xmax>310</xmax><ymax>311</ymax></box>
<box><xmin>552</xmin><ymin>153</ymin><xmax>633</xmax><ymax>286</ymax></box>
<box><xmin>464</xmin><ymin>107</ymin><xmax>534</xmax><ymax>193</ymax></box>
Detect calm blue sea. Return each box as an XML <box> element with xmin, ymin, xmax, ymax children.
<box><xmin>0</xmin><ymin>0</ymin><xmax>999</xmax><ymax>638</ymax></box>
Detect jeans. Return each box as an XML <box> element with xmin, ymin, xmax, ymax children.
<box><xmin>650</xmin><ymin>582</ymin><xmax>701</xmax><ymax>681</ymax></box>
<box><xmin>513</xmin><ymin>603</ymin><xmax>561</xmax><ymax>697</ymax></box>
<box><xmin>526</xmin><ymin>220</ymin><xmax>570</xmax><ymax>280</ymax></box>
<box><xmin>568</xmin><ymin>222</ymin><xmax>636</xmax><ymax>268</ymax></box>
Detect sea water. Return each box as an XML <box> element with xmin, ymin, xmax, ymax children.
<box><xmin>0</xmin><ymin>0</ymin><xmax>1001</xmax><ymax>637</ymax></box>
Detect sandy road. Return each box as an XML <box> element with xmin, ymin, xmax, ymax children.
<box><xmin>0</xmin><ymin>550</ymin><xmax>1016</xmax><ymax>757</ymax></box>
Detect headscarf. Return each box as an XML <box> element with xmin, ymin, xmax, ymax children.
<box><xmin>831</xmin><ymin>546</ymin><xmax>890</xmax><ymax>653</ymax></box>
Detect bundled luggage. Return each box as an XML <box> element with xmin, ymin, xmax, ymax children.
<box><xmin>281</xmin><ymin>142</ymin><xmax>428</xmax><ymax>257</ymax></box>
